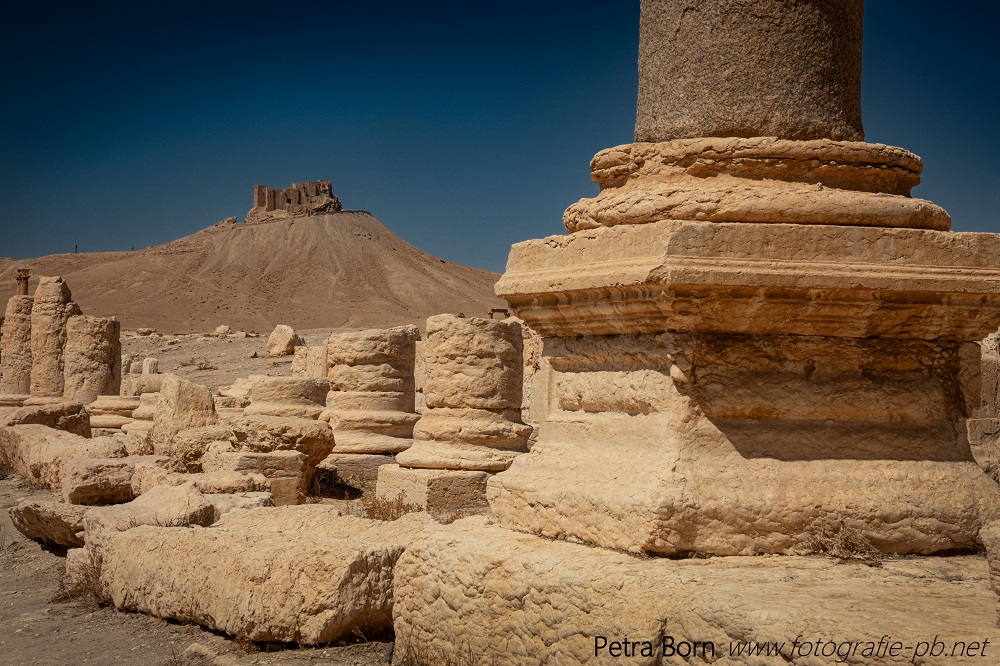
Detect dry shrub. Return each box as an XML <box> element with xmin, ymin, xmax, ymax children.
<box><xmin>802</xmin><ymin>522</ymin><xmax>883</xmax><ymax>566</ymax></box>
<box><xmin>361</xmin><ymin>493</ymin><xmax>422</xmax><ymax>522</ymax></box>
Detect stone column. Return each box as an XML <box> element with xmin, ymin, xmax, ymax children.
<box><xmin>488</xmin><ymin>0</ymin><xmax>1000</xmax><ymax>560</ymax></box>
<box><xmin>16</xmin><ymin>269</ymin><xmax>30</xmax><ymax>296</ymax></box>
<box><xmin>378</xmin><ymin>315</ymin><xmax>531</xmax><ymax>519</ymax></box>
<box><xmin>0</xmin><ymin>296</ymin><xmax>33</xmax><ymax>394</ymax></box>
<box><xmin>63</xmin><ymin>315</ymin><xmax>121</xmax><ymax>404</ymax></box>
<box><xmin>29</xmin><ymin>276</ymin><xmax>81</xmax><ymax>397</ymax></box>
<box><xmin>636</xmin><ymin>0</ymin><xmax>864</xmax><ymax>142</ymax></box>
<box><xmin>317</xmin><ymin>326</ymin><xmax>420</xmax><ymax>497</ymax></box>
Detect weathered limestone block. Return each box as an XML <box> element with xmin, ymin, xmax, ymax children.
<box><xmin>204</xmin><ymin>492</ymin><xmax>274</xmax><ymax>523</ymax></box>
<box><xmin>563</xmin><ymin>139</ymin><xmax>950</xmax><ymax>234</ymax></box>
<box><xmin>83</xmin><ymin>483</ymin><xmax>215</xmax><ymax>557</ymax></box>
<box><xmin>60</xmin><ymin>458</ymin><xmax>135</xmax><ymax>505</ymax></box>
<box><xmin>9</xmin><ymin>499</ymin><xmax>88</xmax><ymax>547</ymax></box>
<box><xmin>59</xmin><ymin>455</ymin><xmax>184</xmax><ymax>505</ymax></box>
<box><xmin>150</xmin><ymin>375</ymin><xmax>218</xmax><ymax>455</ymax></box>
<box><xmin>141</xmin><ymin>357</ymin><xmax>158</xmax><ymax>374</ymax></box>
<box><xmin>129</xmin><ymin>464</ymin><xmax>269</xmax><ymax>496</ymax></box>
<box><xmin>218</xmin><ymin>378</ymin><xmax>252</xmax><ymax>399</ymax></box>
<box><xmin>121</xmin><ymin>392</ymin><xmax>157</xmax><ymax>437</ymax></box>
<box><xmin>395</xmin><ymin>315</ymin><xmax>530</xmax><ymax>472</ymax></box>
<box><xmin>202</xmin><ymin>448</ymin><xmax>309</xmax><ymax>506</ymax></box>
<box><xmin>89</xmin><ymin>396</ymin><xmax>141</xmax><ymax>417</ymax></box>
<box><xmin>244</xmin><ymin>376</ymin><xmax>328</xmax><ymax>419</ymax></box>
<box><xmin>322</xmin><ymin>325</ymin><xmax>421</xmax><ymax>455</ymax></box>
<box><xmin>1</xmin><ymin>401</ymin><xmax>91</xmax><ymax>437</ymax></box>
<box><xmin>393</xmin><ymin>522</ymin><xmax>1000</xmax><ymax>666</ymax></box>
<box><xmin>316</xmin><ymin>452</ymin><xmax>394</xmax><ymax>496</ymax></box>
<box><xmin>0</xmin><ymin>295</ymin><xmax>32</xmax><ymax>394</ymax></box>
<box><xmin>213</xmin><ymin>505</ymin><xmax>436</xmax><ymax>539</ymax></box>
<box><xmin>636</xmin><ymin>0</ymin><xmax>864</xmax><ymax>143</ymax></box>
<box><xmin>120</xmin><ymin>372</ymin><xmax>165</xmax><ymax>397</ymax></box>
<box><xmin>291</xmin><ymin>345</ymin><xmax>327</xmax><ymax>378</ymax></box>
<box><xmin>0</xmin><ymin>425</ymin><xmax>126</xmax><ymax>489</ymax></box>
<box><xmin>95</xmin><ymin>508</ymin><xmax>436</xmax><ymax>642</ymax></box>
<box><xmin>164</xmin><ymin>415</ymin><xmax>334</xmax><ymax>473</ymax></box>
<box><xmin>267</xmin><ymin>324</ymin><xmax>304</xmax><ymax>357</ymax></box>
<box><xmin>63</xmin><ymin>315</ymin><xmax>121</xmax><ymax>404</ymax></box>
<box><xmin>376</xmin><ymin>465</ymin><xmax>489</xmax><ymax>522</ymax></box>
<box><xmin>29</xmin><ymin>276</ymin><xmax>82</xmax><ymax>397</ymax></box>
<box><xmin>98</xmin><ymin>527</ymin><xmax>397</xmax><ymax>644</ymax></box>
<box><xmin>488</xmin><ymin>332</ymin><xmax>1000</xmax><ymax>556</ymax></box>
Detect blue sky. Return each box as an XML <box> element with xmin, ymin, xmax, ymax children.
<box><xmin>1</xmin><ymin>1</ymin><xmax>997</xmax><ymax>272</ymax></box>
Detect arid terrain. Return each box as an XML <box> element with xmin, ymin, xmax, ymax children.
<box><xmin>0</xmin><ymin>211</ymin><xmax>504</xmax><ymax>333</ymax></box>
<box><xmin>0</xmin><ymin>476</ymin><xmax>392</xmax><ymax>666</ymax></box>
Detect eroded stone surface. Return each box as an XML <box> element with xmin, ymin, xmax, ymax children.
<box><xmin>10</xmin><ymin>498</ymin><xmax>88</xmax><ymax>547</ymax></box>
<box><xmin>267</xmin><ymin>325</ymin><xmax>304</xmax><ymax>357</ymax></box>
<box><xmin>636</xmin><ymin>0</ymin><xmax>864</xmax><ymax>143</ymax></box>
<box><xmin>0</xmin><ymin>425</ymin><xmax>126</xmax><ymax>489</ymax></box>
<box><xmin>151</xmin><ymin>375</ymin><xmax>218</xmax><ymax>456</ymax></box>
<box><xmin>1</xmin><ymin>401</ymin><xmax>91</xmax><ymax>437</ymax></box>
<box><xmin>323</xmin><ymin>326</ymin><xmax>420</xmax><ymax>455</ymax></box>
<box><xmin>0</xmin><ymin>295</ymin><xmax>33</xmax><ymax>394</ymax></box>
<box><xmin>396</xmin><ymin>315</ymin><xmax>530</xmax><ymax>473</ymax></box>
<box><xmin>29</xmin><ymin>276</ymin><xmax>81</xmax><ymax>397</ymax></box>
<box><xmin>63</xmin><ymin>315</ymin><xmax>121</xmax><ymax>404</ymax></box>
<box><xmin>244</xmin><ymin>376</ymin><xmax>328</xmax><ymax>420</ymax></box>
<box><xmin>394</xmin><ymin>522</ymin><xmax>1000</xmax><ymax>666</ymax></box>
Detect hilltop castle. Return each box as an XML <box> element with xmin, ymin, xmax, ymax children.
<box><xmin>245</xmin><ymin>180</ymin><xmax>342</xmax><ymax>224</ymax></box>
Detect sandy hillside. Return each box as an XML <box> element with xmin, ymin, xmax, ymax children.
<box><xmin>0</xmin><ymin>211</ymin><xmax>505</xmax><ymax>333</ymax></box>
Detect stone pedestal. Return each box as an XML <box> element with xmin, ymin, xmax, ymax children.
<box><xmin>321</xmin><ymin>325</ymin><xmax>420</xmax><ymax>454</ymax></box>
<box><xmin>487</xmin><ymin>0</ymin><xmax>1000</xmax><ymax>559</ymax></box>
<box><xmin>492</xmin><ymin>219</ymin><xmax>1000</xmax><ymax>555</ymax></box>
<box><xmin>375</xmin><ymin>464</ymin><xmax>489</xmax><ymax>521</ymax></box>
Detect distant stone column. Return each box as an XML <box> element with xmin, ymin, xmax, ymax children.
<box><xmin>63</xmin><ymin>315</ymin><xmax>121</xmax><ymax>404</ymax></box>
<box><xmin>0</xmin><ymin>296</ymin><xmax>33</xmax><ymax>394</ymax></box>
<box><xmin>16</xmin><ymin>269</ymin><xmax>30</xmax><ymax>296</ymax></box>
<box><xmin>378</xmin><ymin>315</ymin><xmax>531</xmax><ymax>519</ymax></box>
<box><xmin>635</xmin><ymin>0</ymin><xmax>864</xmax><ymax>142</ymax></box>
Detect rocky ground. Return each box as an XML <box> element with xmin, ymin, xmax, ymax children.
<box><xmin>120</xmin><ymin>327</ymin><xmax>344</xmax><ymax>391</ymax></box>
<box><xmin>0</xmin><ymin>476</ymin><xmax>392</xmax><ymax>666</ymax></box>
<box><xmin>1</xmin><ymin>329</ymin><xmax>400</xmax><ymax>665</ymax></box>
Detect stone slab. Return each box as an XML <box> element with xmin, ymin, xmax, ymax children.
<box><xmin>393</xmin><ymin>522</ymin><xmax>1000</xmax><ymax>666</ymax></box>
<box><xmin>496</xmin><ymin>219</ymin><xmax>1000</xmax><ymax>341</ymax></box>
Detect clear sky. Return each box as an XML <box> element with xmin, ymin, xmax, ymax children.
<box><xmin>1</xmin><ymin>1</ymin><xmax>997</xmax><ymax>272</ymax></box>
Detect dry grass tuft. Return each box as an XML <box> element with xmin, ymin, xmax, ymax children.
<box><xmin>802</xmin><ymin>522</ymin><xmax>883</xmax><ymax>567</ymax></box>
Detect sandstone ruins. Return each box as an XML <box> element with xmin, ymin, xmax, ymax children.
<box><xmin>4</xmin><ymin>2</ymin><xmax>1000</xmax><ymax>664</ymax></box>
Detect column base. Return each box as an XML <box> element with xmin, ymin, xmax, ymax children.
<box><xmin>375</xmin><ymin>465</ymin><xmax>489</xmax><ymax>521</ymax></box>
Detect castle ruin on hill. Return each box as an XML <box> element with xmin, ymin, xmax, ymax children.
<box><xmin>245</xmin><ymin>180</ymin><xmax>342</xmax><ymax>224</ymax></box>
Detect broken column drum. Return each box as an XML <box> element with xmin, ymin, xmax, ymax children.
<box><xmin>490</xmin><ymin>0</ymin><xmax>1000</xmax><ymax>557</ymax></box>
<box><xmin>29</xmin><ymin>276</ymin><xmax>81</xmax><ymax>397</ymax></box>
<box><xmin>0</xmin><ymin>296</ymin><xmax>33</xmax><ymax>394</ymax></box>
<box><xmin>63</xmin><ymin>315</ymin><xmax>122</xmax><ymax>404</ymax></box>
<box><xmin>395</xmin><ymin>315</ymin><xmax>531</xmax><ymax>472</ymax></box>
<box><xmin>322</xmin><ymin>325</ymin><xmax>421</xmax><ymax>454</ymax></box>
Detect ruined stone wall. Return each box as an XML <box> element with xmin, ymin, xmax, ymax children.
<box><xmin>248</xmin><ymin>181</ymin><xmax>342</xmax><ymax>223</ymax></box>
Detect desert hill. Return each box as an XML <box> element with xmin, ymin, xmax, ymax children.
<box><xmin>0</xmin><ymin>210</ymin><xmax>505</xmax><ymax>333</ymax></box>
